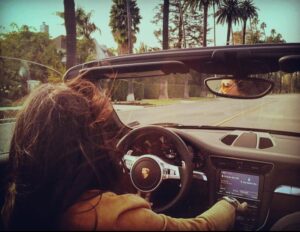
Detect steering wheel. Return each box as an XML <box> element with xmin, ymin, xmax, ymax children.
<box><xmin>116</xmin><ymin>125</ymin><xmax>193</xmax><ymax>213</ymax></box>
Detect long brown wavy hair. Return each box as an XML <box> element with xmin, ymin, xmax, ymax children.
<box><xmin>1</xmin><ymin>76</ymin><xmax>127</xmax><ymax>230</ymax></box>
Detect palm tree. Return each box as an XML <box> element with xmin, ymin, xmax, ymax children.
<box><xmin>260</xmin><ymin>22</ymin><xmax>267</xmax><ymax>41</ymax></box>
<box><xmin>63</xmin><ymin>0</ymin><xmax>76</xmax><ymax>69</ymax></box>
<box><xmin>57</xmin><ymin>7</ymin><xmax>100</xmax><ymax>40</ymax></box>
<box><xmin>126</xmin><ymin>0</ymin><xmax>133</xmax><ymax>53</ymax></box>
<box><xmin>216</xmin><ymin>0</ymin><xmax>241</xmax><ymax>45</ymax></box>
<box><xmin>271</xmin><ymin>29</ymin><xmax>276</xmax><ymax>39</ymax></box>
<box><xmin>75</xmin><ymin>8</ymin><xmax>100</xmax><ymax>40</ymax></box>
<box><xmin>126</xmin><ymin>0</ymin><xmax>134</xmax><ymax>101</ymax></box>
<box><xmin>109</xmin><ymin>0</ymin><xmax>141</xmax><ymax>55</ymax></box>
<box><xmin>239</xmin><ymin>0</ymin><xmax>258</xmax><ymax>44</ymax></box>
<box><xmin>159</xmin><ymin>0</ymin><xmax>170</xmax><ymax>99</ymax></box>
<box><xmin>109</xmin><ymin>0</ymin><xmax>141</xmax><ymax>101</ymax></box>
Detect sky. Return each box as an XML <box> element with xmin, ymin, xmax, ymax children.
<box><xmin>0</xmin><ymin>0</ymin><xmax>300</xmax><ymax>50</ymax></box>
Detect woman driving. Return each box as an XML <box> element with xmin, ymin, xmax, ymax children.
<box><xmin>1</xmin><ymin>76</ymin><xmax>247</xmax><ymax>230</ymax></box>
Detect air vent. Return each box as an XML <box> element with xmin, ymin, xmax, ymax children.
<box><xmin>259</xmin><ymin>137</ymin><xmax>273</xmax><ymax>149</ymax></box>
<box><xmin>220</xmin><ymin>131</ymin><xmax>274</xmax><ymax>149</ymax></box>
<box><xmin>221</xmin><ymin>134</ymin><xmax>238</xmax><ymax>145</ymax></box>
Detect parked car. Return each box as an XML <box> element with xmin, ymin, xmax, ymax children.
<box><xmin>1</xmin><ymin>43</ymin><xmax>300</xmax><ymax>230</ymax></box>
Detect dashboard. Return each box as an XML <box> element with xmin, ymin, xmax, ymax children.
<box><xmin>127</xmin><ymin>127</ymin><xmax>300</xmax><ymax>231</ymax></box>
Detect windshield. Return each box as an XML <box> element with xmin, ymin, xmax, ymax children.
<box><xmin>1</xmin><ymin>0</ymin><xmax>300</xmax><ymax>157</ymax></box>
<box><xmin>95</xmin><ymin>70</ymin><xmax>300</xmax><ymax>133</ymax></box>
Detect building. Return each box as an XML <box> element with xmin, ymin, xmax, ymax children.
<box><xmin>52</xmin><ymin>35</ymin><xmax>66</xmax><ymax>63</ymax></box>
<box><xmin>52</xmin><ymin>35</ymin><xmax>66</xmax><ymax>53</ymax></box>
<box><xmin>40</xmin><ymin>22</ymin><xmax>49</xmax><ymax>34</ymax></box>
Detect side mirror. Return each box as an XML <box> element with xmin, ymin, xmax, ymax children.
<box><xmin>205</xmin><ymin>77</ymin><xmax>274</xmax><ymax>99</ymax></box>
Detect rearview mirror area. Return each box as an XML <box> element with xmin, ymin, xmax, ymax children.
<box><xmin>205</xmin><ymin>77</ymin><xmax>274</xmax><ymax>99</ymax></box>
<box><xmin>279</xmin><ymin>55</ymin><xmax>300</xmax><ymax>73</ymax></box>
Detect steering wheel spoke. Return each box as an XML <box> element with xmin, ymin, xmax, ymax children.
<box><xmin>162</xmin><ymin>162</ymin><xmax>180</xmax><ymax>180</ymax></box>
<box><xmin>123</xmin><ymin>150</ymin><xmax>139</xmax><ymax>170</ymax></box>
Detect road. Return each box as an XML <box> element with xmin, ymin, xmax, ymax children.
<box><xmin>1</xmin><ymin>94</ymin><xmax>300</xmax><ymax>155</ymax></box>
<box><xmin>116</xmin><ymin>94</ymin><xmax>300</xmax><ymax>133</ymax></box>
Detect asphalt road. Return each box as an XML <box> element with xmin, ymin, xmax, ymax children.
<box><xmin>1</xmin><ymin>94</ymin><xmax>299</xmax><ymax>155</ymax></box>
<box><xmin>116</xmin><ymin>94</ymin><xmax>300</xmax><ymax>133</ymax></box>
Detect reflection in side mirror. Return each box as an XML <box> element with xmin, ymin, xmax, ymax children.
<box><xmin>205</xmin><ymin>78</ymin><xmax>274</xmax><ymax>99</ymax></box>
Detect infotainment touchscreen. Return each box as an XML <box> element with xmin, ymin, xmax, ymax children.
<box><xmin>219</xmin><ymin>170</ymin><xmax>259</xmax><ymax>200</ymax></box>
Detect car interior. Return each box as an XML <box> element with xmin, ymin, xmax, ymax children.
<box><xmin>1</xmin><ymin>43</ymin><xmax>300</xmax><ymax>230</ymax></box>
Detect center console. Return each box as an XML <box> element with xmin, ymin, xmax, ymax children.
<box><xmin>217</xmin><ymin>170</ymin><xmax>261</xmax><ymax>230</ymax></box>
<box><xmin>210</xmin><ymin>156</ymin><xmax>273</xmax><ymax>231</ymax></box>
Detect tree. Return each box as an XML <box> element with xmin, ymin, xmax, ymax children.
<box><xmin>266</xmin><ymin>29</ymin><xmax>285</xmax><ymax>43</ymax></box>
<box><xmin>57</xmin><ymin>7</ymin><xmax>100</xmax><ymax>40</ymax></box>
<box><xmin>183</xmin><ymin>8</ymin><xmax>204</xmax><ymax>47</ymax></box>
<box><xmin>245</xmin><ymin>16</ymin><xmax>262</xmax><ymax>44</ymax></box>
<box><xmin>109</xmin><ymin>0</ymin><xmax>141</xmax><ymax>55</ymax></box>
<box><xmin>185</xmin><ymin>0</ymin><xmax>218</xmax><ymax>47</ymax></box>
<box><xmin>163</xmin><ymin>0</ymin><xmax>170</xmax><ymax>50</ymax></box>
<box><xmin>126</xmin><ymin>0</ymin><xmax>133</xmax><ymax>53</ymax></box>
<box><xmin>216</xmin><ymin>0</ymin><xmax>241</xmax><ymax>45</ymax></box>
<box><xmin>160</xmin><ymin>0</ymin><xmax>170</xmax><ymax>99</ymax></box>
<box><xmin>134</xmin><ymin>43</ymin><xmax>159</xmax><ymax>53</ymax></box>
<box><xmin>57</xmin><ymin>7</ymin><xmax>98</xmax><ymax>64</ymax></box>
<box><xmin>154</xmin><ymin>1</ymin><xmax>206</xmax><ymax>48</ymax></box>
<box><xmin>270</xmin><ymin>29</ymin><xmax>276</xmax><ymax>41</ymax></box>
<box><xmin>0</xmin><ymin>25</ymin><xmax>64</xmax><ymax>104</ymax></box>
<box><xmin>109</xmin><ymin>0</ymin><xmax>141</xmax><ymax>101</ymax></box>
<box><xmin>76</xmin><ymin>8</ymin><xmax>99</xmax><ymax>40</ymax></box>
<box><xmin>77</xmin><ymin>38</ymin><xmax>96</xmax><ymax>63</ymax></box>
<box><xmin>233</xmin><ymin>18</ymin><xmax>285</xmax><ymax>45</ymax></box>
<box><xmin>177</xmin><ymin>0</ymin><xmax>189</xmax><ymax>98</ymax></box>
<box><xmin>175</xmin><ymin>0</ymin><xmax>184</xmax><ymax>48</ymax></box>
<box><xmin>239</xmin><ymin>0</ymin><xmax>258</xmax><ymax>44</ymax></box>
<box><xmin>154</xmin><ymin>1</ymin><xmax>186</xmax><ymax>48</ymax></box>
<box><xmin>212</xmin><ymin>0</ymin><xmax>221</xmax><ymax>46</ymax></box>
<box><xmin>153</xmin><ymin>0</ymin><xmax>204</xmax><ymax>98</ymax></box>
<box><xmin>126</xmin><ymin>0</ymin><xmax>134</xmax><ymax>101</ymax></box>
<box><xmin>64</xmin><ymin>0</ymin><xmax>76</xmax><ymax>69</ymax></box>
<box><xmin>232</xmin><ymin>31</ymin><xmax>243</xmax><ymax>44</ymax></box>
<box><xmin>260</xmin><ymin>22</ymin><xmax>267</xmax><ymax>41</ymax></box>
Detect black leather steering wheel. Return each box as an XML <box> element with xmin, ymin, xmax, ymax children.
<box><xmin>116</xmin><ymin>125</ymin><xmax>193</xmax><ymax>213</ymax></box>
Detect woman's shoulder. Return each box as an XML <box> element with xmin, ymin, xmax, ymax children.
<box><xmin>60</xmin><ymin>190</ymin><xmax>151</xmax><ymax>230</ymax></box>
<box><xmin>102</xmin><ymin>191</ymin><xmax>151</xmax><ymax>209</ymax></box>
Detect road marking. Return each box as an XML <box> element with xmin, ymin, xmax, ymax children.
<box><xmin>213</xmin><ymin>101</ymin><xmax>271</xmax><ymax>126</ymax></box>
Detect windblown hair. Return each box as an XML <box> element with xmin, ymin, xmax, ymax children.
<box><xmin>1</xmin><ymin>76</ymin><xmax>126</xmax><ymax>230</ymax></box>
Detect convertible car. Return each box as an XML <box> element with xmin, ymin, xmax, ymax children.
<box><xmin>1</xmin><ymin>43</ymin><xmax>300</xmax><ymax>230</ymax></box>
